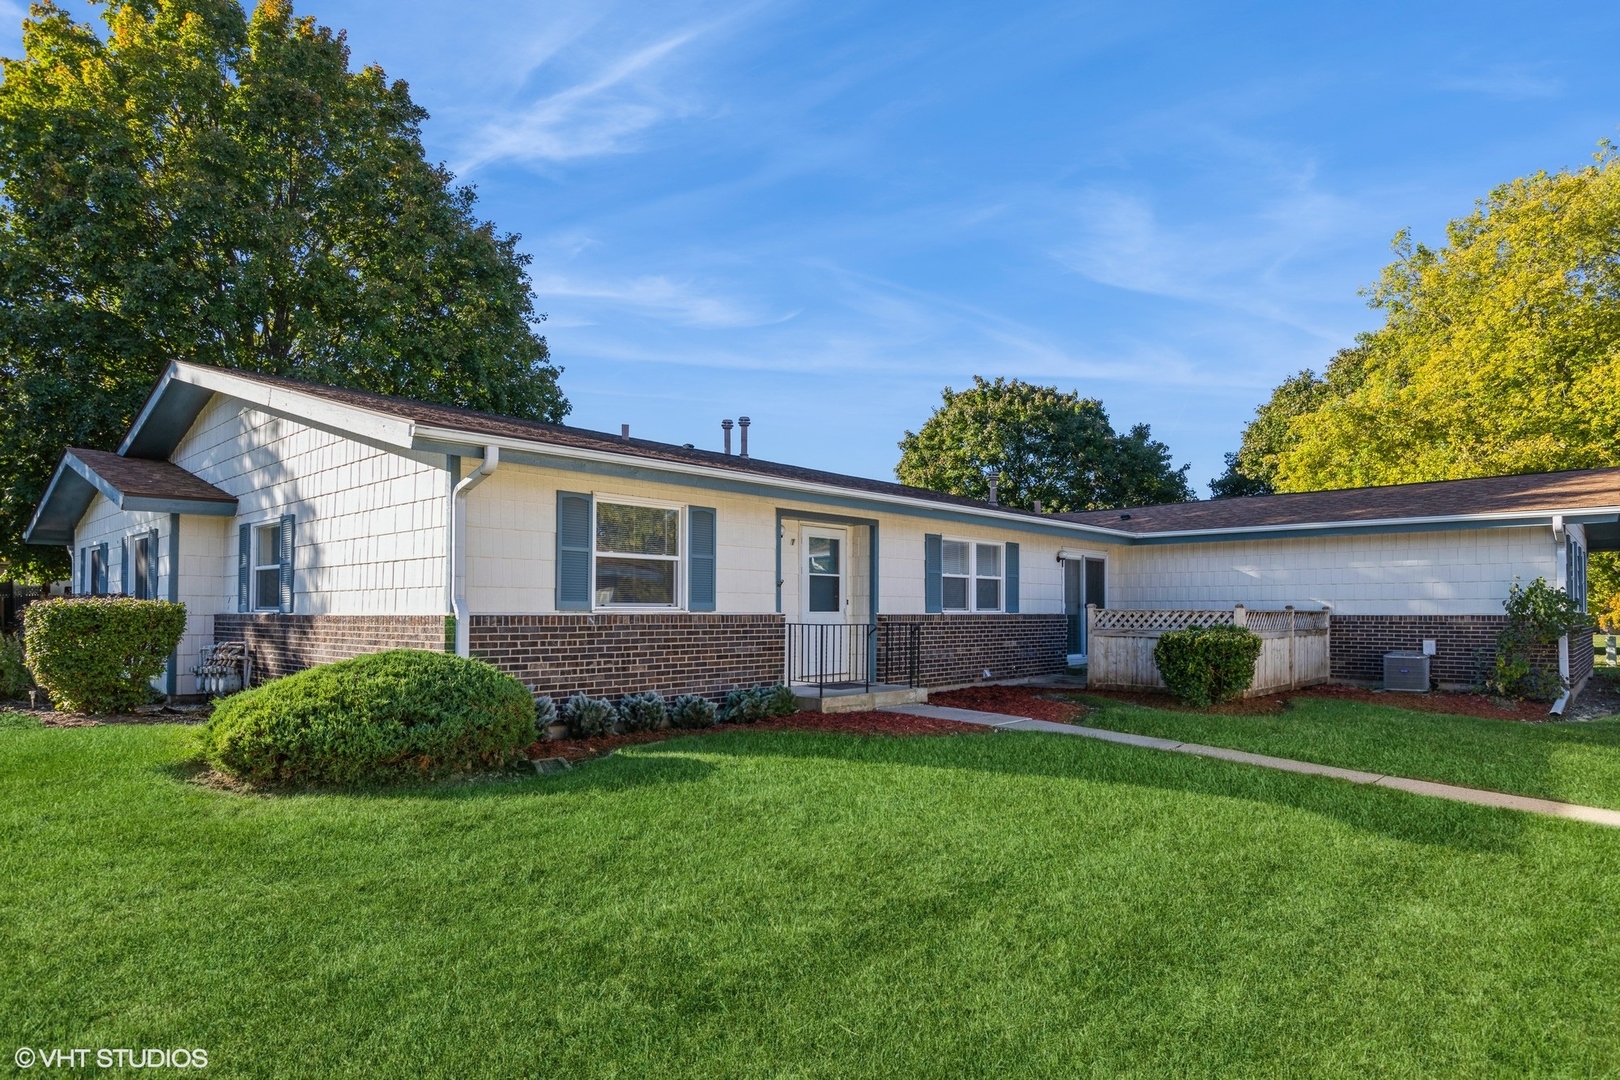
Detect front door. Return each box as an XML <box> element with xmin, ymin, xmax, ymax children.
<box><xmin>799</xmin><ymin>526</ymin><xmax>852</xmax><ymax>683</ymax></box>
<box><xmin>1064</xmin><ymin>556</ymin><xmax>1106</xmax><ymax>659</ymax></box>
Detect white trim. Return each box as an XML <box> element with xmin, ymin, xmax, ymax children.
<box><xmin>251</xmin><ymin>522</ymin><xmax>282</xmax><ymax>612</ymax></box>
<box><xmin>592</xmin><ymin>493</ymin><xmax>684</xmax><ymax>611</ymax></box>
<box><xmin>940</xmin><ymin>535</ymin><xmax>1004</xmax><ymax>614</ymax></box>
<box><xmin>165</xmin><ymin>362</ymin><xmax>417</xmax><ymax>451</ymax></box>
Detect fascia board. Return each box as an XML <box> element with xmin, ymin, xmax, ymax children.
<box><xmin>23</xmin><ymin>461</ymin><xmax>93</xmax><ymax>545</ymax></box>
<box><xmin>63</xmin><ymin>452</ymin><xmax>126</xmax><ymax>509</ymax></box>
<box><xmin>121</xmin><ymin>496</ymin><xmax>237</xmax><ymax>516</ymax></box>
<box><xmin>410</xmin><ymin>425</ymin><xmax>1138</xmax><ymax>543</ymax></box>
<box><xmin>1129</xmin><ymin>511</ymin><xmax>1585</xmax><ymax>545</ymax></box>
<box><xmin>170</xmin><ymin>362</ymin><xmax>416</xmax><ymax>451</ymax></box>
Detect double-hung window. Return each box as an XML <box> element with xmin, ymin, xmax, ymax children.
<box><xmin>594</xmin><ymin>500</ymin><xmax>680</xmax><ymax>607</ymax></box>
<box><xmin>254</xmin><ymin>522</ymin><xmax>283</xmax><ymax>611</ymax></box>
<box><xmin>941</xmin><ymin>539</ymin><xmax>1003</xmax><ymax>612</ymax></box>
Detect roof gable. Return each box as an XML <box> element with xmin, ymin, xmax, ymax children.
<box><xmin>25</xmin><ymin>448</ymin><xmax>237</xmax><ymax>545</ymax></box>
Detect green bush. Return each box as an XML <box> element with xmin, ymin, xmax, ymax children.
<box><xmin>1489</xmin><ymin>577</ymin><xmax>1585</xmax><ymax>701</ymax></box>
<box><xmin>199</xmin><ymin>650</ymin><xmax>533</xmax><ymax>787</ymax></box>
<box><xmin>1154</xmin><ymin>624</ymin><xmax>1263</xmax><ymax>707</ymax></box>
<box><xmin>561</xmin><ymin>693</ymin><xmax>617</xmax><ymax>738</ymax></box>
<box><xmin>23</xmin><ymin>597</ymin><xmax>186</xmax><ymax>713</ymax></box>
<box><xmin>721</xmin><ymin>683</ymin><xmax>797</xmax><ymax>724</ymax></box>
<box><xmin>668</xmin><ymin>694</ymin><xmax>717</xmax><ymax>729</ymax></box>
<box><xmin>1</xmin><ymin>633</ymin><xmax>31</xmax><ymax>700</ymax></box>
<box><xmin>534</xmin><ymin>695</ymin><xmax>558</xmax><ymax>736</ymax></box>
<box><xmin>618</xmin><ymin>691</ymin><xmax>668</xmax><ymax>732</ymax></box>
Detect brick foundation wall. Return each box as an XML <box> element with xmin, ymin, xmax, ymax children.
<box><xmin>214</xmin><ymin>613</ymin><xmax>448</xmax><ymax>683</ymax></box>
<box><xmin>469</xmin><ymin>614</ymin><xmax>786</xmax><ymax>704</ymax></box>
<box><xmin>876</xmin><ymin>614</ymin><xmax>1067</xmax><ymax>688</ymax></box>
<box><xmin>1329</xmin><ymin>614</ymin><xmax>1556</xmax><ymax>689</ymax></box>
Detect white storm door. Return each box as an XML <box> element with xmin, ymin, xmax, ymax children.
<box><xmin>801</xmin><ymin>526</ymin><xmax>848</xmax><ymax>623</ymax></box>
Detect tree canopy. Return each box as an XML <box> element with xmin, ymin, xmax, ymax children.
<box><xmin>1215</xmin><ymin>145</ymin><xmax>1620</xmax><ymax>607</ymax></box>
<box><xmin>0</xmin><ymin>0</ymin><xmax>566</xmax><ymax>581</ymax></box>
<box><xmin>896</xmin><ymin>376</ymin><xmax>1192</xmax><ymax>511</ymax></box>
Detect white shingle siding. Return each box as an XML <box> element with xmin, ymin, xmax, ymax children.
<box><xmin>171</xmin><ymin>396</ymin><xmax>447</xmax><ymax>616</ymax></box>
<box><xmin>1108</xmin><ymin>526</ymin><xmax>1557</xmax><ymax>616</ymax></box>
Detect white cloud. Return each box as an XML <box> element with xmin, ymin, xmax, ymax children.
<box><xmin>1437</xmin><ymin>66</ymin><xmax>1564</xmax><ymax>101</ymax></box>
<box><xmin>531</xmin><ymin>272</ymin><xmax>796</xmax><ymax>329</ymax></box>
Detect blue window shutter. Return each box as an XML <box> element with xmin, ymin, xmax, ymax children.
<box><xmin>689</xmin><ymin>507</ymin><xmax>716</xmax><ymax>611</ymax></box>
<box><xmin>79</xmin><ymin>547</ymin><xmax>87</xmax><ymax>595</ymax></box>
<box><xmin>1005</xmin><ymin>542</ymin><xmax>1020</xmax><ymax>613</ymax></box>
<box><xmin>237</xmin><ymin>525</ymin><xmax>250</xmax><ymax>612</ymax></box>
<box><xmin>147</xmin><ymin>529</ymin><xmax>160</xmax><ymax>600</ymax></box>
<box><xmin>121</xmin><ymin>537</ymin><xmax>129</xmax><ymax>596</ymax></box>
<box><xmin>279</xmin><ymin>514</ymin><xmax>295</xmax><ymax>613</ymax></box>
<box><xmin>556</xmin><ymin>491</ymin><xmax>592</xmax><ymax>610</ymax></box>
<box><xmin>924</xmin><ymin>534</ymin><xmax>943</xmax><ymax>614</ymax></box>
<box><xmin>96</xmin><ymin>543</ymin><xmax>108</xmax><ymax>595</ymax></box>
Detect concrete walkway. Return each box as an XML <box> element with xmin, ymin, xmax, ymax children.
<box><xmin>886</xmin><ymin>704</ymin><xmax>1620</xmax><ymax>829</ymax></box>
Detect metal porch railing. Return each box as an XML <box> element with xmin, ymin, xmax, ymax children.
<box><xmin>786</xmin><ymin>622</ymin><xmax>920</xmax><ymax>696</ymax></box>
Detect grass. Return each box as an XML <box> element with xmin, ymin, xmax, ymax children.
<box><xmin>1074</xmin><ymin>681</ymin><xmax>1620</xmax><ymax>811</ymax></box>
<box><xmin>4</xmin><ymin>721</ymin><xmax>1620</xmax><ymax>1077</ymax></box>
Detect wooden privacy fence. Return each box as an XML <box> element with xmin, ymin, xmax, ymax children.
<box><xmin>1086</xmin><ymin>605</ymin><xmax>1330</xmax><ymax>696</ymax></box>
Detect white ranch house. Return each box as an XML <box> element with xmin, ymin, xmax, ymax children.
<box><xmin>25</xmin><ymin>361</ymin><xmax>1613</xmax><ymax>705</ymax></box>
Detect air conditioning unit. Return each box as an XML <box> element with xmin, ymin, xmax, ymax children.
<box><xmin>1383</xmin><ymin>652</ymin><xmax>1430</xmax><ymax>692</ymax></box>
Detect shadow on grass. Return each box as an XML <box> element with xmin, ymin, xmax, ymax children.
<box><xmin>657</xmin><ymin>728</ymin><xmax>1535</xmax><ymax>854</ymax></box>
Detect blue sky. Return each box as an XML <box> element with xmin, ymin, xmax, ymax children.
<box><xmin>7</xmin><ymin>1</ymin><xmax>1620</xmax><ymax>495</ymax></box>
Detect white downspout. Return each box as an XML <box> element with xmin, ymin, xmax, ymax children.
<box><xmin>450</xmin><ymin>446</ymin><xmax>500</xmax><ymax>658</ymax></box>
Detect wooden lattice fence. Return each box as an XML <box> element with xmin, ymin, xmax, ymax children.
<box><xmin>1086</xmin><ymin>605</ymin><xmax>1330</xmax><ymax>696</ymax></box>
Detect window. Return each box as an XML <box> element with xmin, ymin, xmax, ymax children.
<box><xmin>89</xmin><ymin>544</ymin><xmax>107</xmax><ymax>596</ymax></box>
<box><xmin>132</xmin><ymin>536</ymin><xmax>151</xmax><ymax>600</ymax></box>
<box><xmin>941</xmin><ymin>539</ymin><xmax>1002</xmax><ymax>612</ymax></box>
<box><xmin>1569</xmin><ymin>535</ymin><xmax>1589</xmax><ymax>614</ymax></box>
<box><xmin>807</xmin><ymin>534</ymin><xmax>841</xmax><ymax>612</ymax></box>
<box><xmin>595</xmin><ymin>501</ymin><xmax>679</xmax><ymax>607</ymax></box>
<box><xmin>254</xmin><ymin>523</ymin><xmax>282</xmax><ymax>611</ymax></box>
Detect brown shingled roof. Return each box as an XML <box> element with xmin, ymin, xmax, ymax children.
<box><xmin>1057</xmin><ymin>467</ymin><xmax>1620</xmax><ymax>534</ymax></box>
<box><xmin>70</xmin><ymin>447</ymin><xmax>237</xmax><ymax>505</ymax></box>
<box><xmin>205</xmin><ymin>367</ymin><xmax>1047</xmax><ymax>519</ymax></box>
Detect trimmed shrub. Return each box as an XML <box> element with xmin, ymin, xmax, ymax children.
<box><xmin>618</xmin><ymin>691</ymin><xmax>668</xmax><ymax>732</ymax></box>
<box><xmin>668</xmin><ymin>694</ymin><xmax>718</xmax><ymax>729</ymax></box>
<box><xmin>534</xmin><ymin>695</ymin><xmax>558</xmax><ymax>736</ymax></box>
<box><xmin>23</xmin><ymin>597</ymin><xmax>186</xmax><ymax>713</ymax></box>
<box><xmin>1</xmin><ymin>633</ymin><xmax>31</xmax><ymax>700</ymax></box>
<box><xmin>199</xmin><ymin>649</ymin><xmax>533</xmax><ymax>787</ymax></box>
<box><xmin>561</xmin><ymin>693</ymin><xmax>617</xmax><ymax>738</ymax></box>
<box><xmin>721</xmin><ymin>683</ymin><xmax>797</xmax><ymax>724</ymax></box>
<box><xmin>1154</xmin><ymin>624</ymin><xmax>1262</xmax><ymax>707</ymax></box>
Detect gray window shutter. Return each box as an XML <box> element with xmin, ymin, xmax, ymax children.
<box><xmin>147</xmin><ymin>528</ymin><xmax>160</xmax><ymax>600</ymax></box>
<box><xmin>96</xmin><ymin>543</ymin><xmax>108</xmax><ymax>595</ymax></box>
<box><xmin>556</xmin><ymin>491</ymin><xmax>592</xmax><ymax>610</ymax></box>
<box><xmin>237</xmin><ymin>525</ymin><xmax>251</xmax><ymax>612</ymax></box>
<box><xmin>689</xmin><ymin>507</ymin><xmax>716</xmax><ymax>612</ymax></box>
<box><xmin>121</xmin><ymin>537</ymin><xmax>129</xmax><ymax>597</ymax></box>
<box><xmin>1005</xmin><ymin>542</ymin><xmax>1020</xmax><ymax>613</ymax></box>
<box><xmin>924</xmin><ymin>534</ymin><xmax>943</xmax><ymax>614</ymax></box>
<box><xmin>279</xmin><ymin>514</ymin><xmax>295</xmax><ymax>613</ymax></box>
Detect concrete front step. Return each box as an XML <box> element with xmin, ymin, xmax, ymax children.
<box><xmin>792</xmin><ymin>685</ymin><xmax>928</xmax><ymax>713</ymax></box>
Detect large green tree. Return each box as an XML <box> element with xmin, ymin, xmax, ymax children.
<box><xmin>1224</xmin><ymin>146</ymin><xmax>1620</xmax><ymax>607</ymax></box>
<box><xmin>896</xmin><ymin>376</ymin><xmax>1193</xmax><ymax>511</ymax></box>
<box><xmin>0</xmin><ymin>0</ymin><xmax>566</xmax><ymax>581</ymax></box>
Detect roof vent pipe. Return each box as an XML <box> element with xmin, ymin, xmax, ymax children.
<box><xmin>621</xmin><ymin>424</ymin><xmax>630</xmax><ymax>441</ymax></box>
<box><xmin>722</xmin><ymin>419</ymin><xmax>734</xmax><ymax>455</ymax></box>
<box><xmin>738</xmin><ymin>416</ymin><xmax>750</xmax><ymax>458</ymax></box>
<box><xmin>987</xmin><ymin>469</ymin><xmax>1000</xmax><ymax>506</ymax></box>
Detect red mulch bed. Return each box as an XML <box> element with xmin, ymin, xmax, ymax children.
<box><xmin>928</xmin><ymin>685</ymin><xmax>1089</xmax><ymax>724</ymax></box>
<box><xmin>1079</xmin><ymin>682</ymin><xmax>1554</xmax><ymax>722</ymax></box>
<box><xmin>525</xmin><ymin>710</ymin><xmax>990</xmax><ymax>764</ymax></box>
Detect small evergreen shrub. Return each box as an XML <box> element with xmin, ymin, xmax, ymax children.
<box><xmin>618</xmin><ymin>691</ymin><xmax>668</xmax><ymax>732</ymax></box>
<box><xmin>1</xmin><ymin>633</ymin><xmax>31</xmax><ymax>700</ymax></box>
<box><xmin>1154</xmin><ymin>624</ymin><xmax>1262</xmax><ymax>707</ymax></box>
<box><xmin>561</xmin><ymin>693</ymin><xmax>617</xmax><ymax>737</ymax></box>
<box><xmin>668</xmin><ymin>694</ymin><xmax>718</xmax><ymax>729</ymax></box>
<box><xmin>199</xmin><ymin>649</ymin><xmax>533</xmax><ymax>787</ymax></box>
<box><xmin>533</xmin><ymin>695</ymin><xmax>558</xmax><ymax>737</ymax></box>
<box><xmin>1489</xmin><ymin>577</ymin><xmax>1586</xmax><ymax>700</ymax></box>
<box><xmin>721</xmin><ymin>683</ymin><xmax>797</xmax><ymax>723</ymax></box>
<box><xmin>23</xmin><ymin>597</ymin><xmax>186</xmax><ymax>713</ymax></box>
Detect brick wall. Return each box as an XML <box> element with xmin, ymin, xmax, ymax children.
<box><xmin>876</xmin><ymin>614</ymin><xmax>1067</xmax><ymax>688</ymax></box>
<box><xmin>214</xmin><ymin>613</ymin><xmax>448</xmax><ymax>683</ymax></box>
<box><xmin>1330</xmin><ymin>614</ymin><xmax>1556</xmax><ymax>689</ymax></box>
<box><xmin>1571</xmin><ymin>624</ymin><xmax>1596</xmax><ymax>694</ymax></box>
<box><xmin>469</xmin><ymin>614</ymin><xmax>785</xmax><ymax>704</ymax></box>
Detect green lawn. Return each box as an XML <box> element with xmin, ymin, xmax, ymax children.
<box><xmin>1074</xmin><ymin>686</ymin><xmax>1620</xmax><ymax>812</ymax></box>
<box><xmin>4</xmin><ymin>720</ymin><xmax>1620</xmax><ymax>1077</ymax></box>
